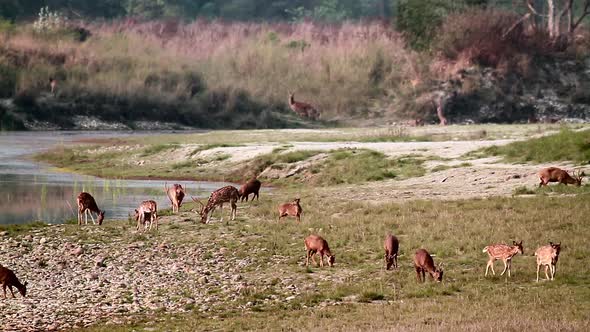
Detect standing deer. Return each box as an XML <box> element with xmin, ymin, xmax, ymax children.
<box><xmin>384</xmin><ymin>233</ymin><xmax>399</xmax><ymax>270</ymax></box>
<box><xmin>413</xmin><ymin>249</ymin><xmax>443</xmax><ymax>282</ymax></box>
<box><xmin>165</xmin><ymin>183</ymin><xmax>185</xmax><ymax>213</ymax></box>
<box><xmin>134</xmin><ymin>200</ymin><xmax>158</xmax><ymax>231</ymax></box>
<box><xmin>49</xmin><ymin>77</ymin><xmax>57</xmax><ymax>95</ymax></box>
<box><xmin>535</xmin><ymin>242</ymin><xmax>561</xmax><ymax>282</ymax></box>
<box><xmin>278</xmin><ymin>198</ymin><xmax>302</xmax><ymax>223</ymax></box>
<box><xmin>0</xmin><ymin>265</ymin><xmax>27</xmax><ymax>298</ymax></box>
<box><xmin>538</xmin><ymin>167</ymin><xmax>584</xmax><ymax>187</ymax></box>
<box><xmin>239</xmin><ymin>178</ymin><xmax>261</xmax><ymax>202</ymax></box>
<box><xmin>77</xmin><ymin>192</ymin><xmax>105</xmax><ymax>226</ymax></box>
<box><xmin>289</xmin><ymin>93</ymin><xmax>320</xmax><ymax>120</ymax></box>
<box><xmin>192</xmin><ymin>186</ymin><xmax>239</xmax><ymax>224</ymax></box>
<box><xmin>304</xmin><ymin>234</ymin><xmax>335</xmax><ymax>267</ymax></box>
<box><xmin>483</xmin><ymin>241</ymin><xmax>524</xmax><ymax>277</ymax></box>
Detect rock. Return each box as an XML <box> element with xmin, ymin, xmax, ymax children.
<box><xmin>71</xmin><ymin>246</ymin><xmax>84</xmax><ymax>256</ymax></box>
<box><xmin>232</xmin><ymin>274</ymin><xmax>242</xmax><ymax>282</ymax></box>
<box><xmin>0</xmin><ymin>231</ymin><xmax>9</xmax><ymax>236</ymax></box>
<box><xmin>95</xmin><ymin>256</ymin><xmax>107</xmax><ymax>268</ymax></box>
<box><xmin>198</xmin><ymin>276</ymin><xmax>208</xmax><ymax>284</ymax></box>
<box><xmin>40</xmin><ymin>237</ymin><xmax>48</xmax><ymax>244</ymax></box>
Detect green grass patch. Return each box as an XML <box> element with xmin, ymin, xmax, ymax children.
<box><xmin>310</xmin><ymin>150</ymin><xmax>426</xmax><ymax>185</ymax></box>
<box><xmin>189</xmin><ymin>143</ymin><xmax>242</xmax><ymax>157</ymax></box>
<box><xmin>514</xmin><ymin>183</ymin><xmax>590</xmax><ymax>196</ymax></box>
<box><xmin>140</xmin><ymin>144</ymin><xmax>179</xmax><ymax>157</ymax></box>
<box><xmin>0</xmin><ymin>221</ymin><xmax>48</xmax><ymax>236</ymax></box>
<box><xmin>476</xmin><ymin>129</ymin><xmax>590</xmax><ymax>164</ymax></box>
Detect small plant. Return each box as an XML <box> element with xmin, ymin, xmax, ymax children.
<box><xmin>513</xmin><ymin>186</ymin><xmax>535</xmax><ymax>195</ymax></box>
<box><xmin>33</xmin><ymin>7</ymin><xmax>67</xmax><ymax>33</ymax></box>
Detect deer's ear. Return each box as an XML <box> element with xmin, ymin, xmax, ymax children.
<box><xmin>513</xmin><ymin>241</ymin><xmax>517</xmax><ymax>245</ymax></box>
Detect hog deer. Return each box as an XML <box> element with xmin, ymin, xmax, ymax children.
<box><xmin>278</xmin><ymin>198</ymin><xmax>302</xmax><ymax>223</ymax></box>
<box><xmin>134</xmin><ymin>200</ymin><xmax>158</xmax><ymax>231</ymax></box>
<box><xmin>0</xmin><ymin>265</ymin><xmax>27</xmax><ymax>298</ymax></box>
<box><xmin>384</xmin><ymin>233</ymin><xmax>399</xmax><ymax>270</ymax></box>
<box><xmin>289</xmin><ymin>93</ymin><xmax>320</xmax><ymax>120</ymax></box>
<box><xmin>239</xmin><ymin>178</ymin><xmax>261</xmax><ymax>202</ymax></box>
<box><xmin>538</xmin><ymin>167</ymin><xmax>584</xmax><ymax>187</ymax></box>
<box><xmin>483</xmin><ymin>241</ymin><xmax>523</xmax><ymax>277</ymax></box>
<box><xmin>165</xmin><ymin>183</ymin><xmax>185</xmax><ymax>213</ymax></box>
<box><xmin>413</xmin><ymin>249</ymin><xmax>443</xmax><ymax>282</ymax></box>
<box><xmin>304</xmin><ymin>235</ymin><xmax>335</xmax><ymax>267</ymax></box>
<box><xmin>77</xmin><ymin>192</ymin><xmax>105</xmax><ymax>226</ymax></box>
<box><xmin>192</xmin><ymin>186</ymin><xmax>239</xmax><ymax>224</ymax></box>
<box><xmin>535</xmin><ymin>242</ymin><xmax>561</xmax><ymax>282</ymax></box>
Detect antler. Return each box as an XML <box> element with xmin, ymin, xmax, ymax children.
<box><xmin>164</xmin><ymin>181</ymin><xmax>169</xmax><ymax>192</ymax></box>
<box><xmin>192</xmin><ymin>196</ymin><xmax>205</xmax><ymax>207</ymax></box>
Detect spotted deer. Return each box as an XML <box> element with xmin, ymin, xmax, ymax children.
<box><xmin>289</xmin><ymin>93</ymin><xmax>320</xmax><ymax>120</ymax></box>
<box><xmin>165</xmin><ymin>183</ymin><xmax>185</xmax><ymax>213</ymax></box>
<box><xmin>278</xmin><ymin>198</ymin><xmax>302</xmax><ymax>223</ymax></box>
<box><xmin>384</xmin><ymin>233</ymin><xmax>399</xmax><ymax>270</ymax></box>
<box><xmin>134</xmin><ymin>200</ymin><xmax>158</xmax><ymax>231</ymax></box>
<box><xmin>77</xmin><ymin>192</ymin><xmax>105</xmax><ymax>226</ymax></box>
<box><xmin>304</xmin><ymin>234</ymin><xmax>335</xmax><ymax>267</ymax></box>
<box><xmin>535</xmin><ymin>242</ymin><xmax>561</xmax><ymax>282</ymax></box>
<box><xmin>483</xmin><ymin>241</ymin><xmax>523</xmax><ymax>277</ymax></box>
<box><xmin>192</xmin><ymin>186</ymin><xmax>239</xmax><ymax>224</ymax></box>
<box><xmin>413</xmin><ymin>249</ymin><xmax>443</xmax><ymax>282</ymax></box>
<box><xmin>0</xmin><ymin>265</ymin><xmax>27</xmax><ymax>298</ymax></box>
<box><xmin>239</xmin><ymin>178</ymin><xmax>261</xmax><ymax>202</ymax></box>
<box><xmin>538</xmin><ymin>167</ymin><xmax>584</xmax><ymax>187</ymax></box>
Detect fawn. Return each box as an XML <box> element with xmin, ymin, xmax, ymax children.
<box><xmin>239</xmin><ymin>178</ymin><xmax>261</xmax><ymax>202</ymax></box>
<box><xmin>134</xmin><ymin>200</ymin><xmax>158</xmax><ymax>231</ymax></box>
<box><xmin>0</xmin><ymin>265</ymin><xmax>27</xmax><ymax>298</ymax></box>
<box><xmin>535</xmin><ymin>242</ymin><xmax>561</xmax><ymax>282</ymax></box>
<box><xmin>483</xmin><ymin>241</ymin><xmax>523</xmax><ymax>277</ymax></box>
<box><xmin>165</xmin><ymin>183</ymin><xmax>185</xmax><ymax>213</ymax></box>
<box><xmin>278</xmin><ymin>198</ymin><xmax>302</xmax><ymax>223</ymax></box>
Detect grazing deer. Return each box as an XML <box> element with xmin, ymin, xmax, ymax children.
<box><xmin>483</xmin><ymin>241</ymin><xmax>523</xmax><ymax>277</ymax></box>
<box><xmin>535</xmin><ymin>242</ymin><xmax>561</xmax><ymax>282</ymax></box>
<box><xmin>0</xmin><ymin>265</ymin><xmax>27</xmax><ymax>298</ymax></box>
<box><xmin>304</xmin><ymin>234</ymin><xmax>335</xmax><ymax>267</ymax></box>
<box><xmin>134</xmin><ymin>200</ymin><xmax>158</xmax><ymax>231</ymax></box>
<box><xmin>289</xmin><ymin>93</ymin><xmax>320</xmax><ymax>120</ymax></box>
<box><xmin>239</xmin><ymin>178</ymin><xmax>261</xmax><ymax>202</ymax></box>
<box><xmin>77</xmin><ymin>192</ymin><xmax>105</xmax><ymax>226</ymax></box>
<box><xmin>278</xmin><ymin>198</ymin><xmax>302</xmax><ymax>223</ymax></box>
<box><xmin>49</xmin><ymin>77</ymin><xmax>57</xmax><ymax>95</ymax></box>
<box><xmin>384</xmin><ymin>233</ymin><xmax>399</xmax><ymax>270</ymax></box>
<box><xmin>538</xmin><ymin>167</ymin><xmax>584</xmax><ymax>187</ymax></box>
<box><xmin>165</xmin><ymin>183</ymin><xmax>185</xmax><ymax>213</ymax></box>
<box><xmin>413</xmin><ymin>249</ymin><xmax>443</xmax><ymax>282</ymax></box>
<box><xmin>192</xmin><ymin>186</ymin><xmax>239</xmax><ymax>224</ymax></box>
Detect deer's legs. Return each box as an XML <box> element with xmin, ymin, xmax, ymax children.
<box><xmin>310</xmin><ymin>251</ymin><xmax>318</xmax><ymax>267</ymax></box>
<box><xmin>296</xmin><ymin>213</ymin><xmax>301</xmax><ymax>223</ymax></box>
<box><xmin>231</xmin><ymin>201</ymin><xmax>237</xmax><ymax>221</ymax></box>
<box><xmin>394</xmin><ymin>254</ymin><xmax>398</xmax><ymax>269</ymax></box>
<box><xmin>545</xmin><ymin>265</ymin><xmax>550</xmax><ymax>280</ymax></box>
<box><xmin>2</xmin><ymin>284</ymin><xmax>6</xmax><ymax>298</ymax></box>
<box><xmin>306</xmin><ymin>250</ymin><xmax>311</xmax><ymax>266</ymax></box>
<box><xmin>500</xmin><ymin>260</ymin><xmax>508</xmax><ymax>276</ymax></box>
<box><xmin>536</xmin><ymin>264</ymin><xmax>540</xmax><ymax>282</ymax></box>
<box><xmin>8</xmin><ymin>286</ymin><xmax>15</xmax><ymax>298</ymax></box>
<box><xmin>89</xmin><ymin>210</ymin><xmax>96</xmax><ymax>225</ymax></box>
<box><xmin>319</xmin><ymin>253</ymin><xmax>324</xmax><ymax>267</ymax></box>
<box><xmin>485</xmin><ymin>259</ymin><xmax>495</xmax><ymax>276</ymax></box>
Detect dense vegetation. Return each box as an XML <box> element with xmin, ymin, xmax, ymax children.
<box><xmin>2</xmin><ymin>1</ymin><xmax>590</xmax><ymax>129</ymax></box>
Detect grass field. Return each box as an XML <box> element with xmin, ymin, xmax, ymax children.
<box><xmin>67</xmin><ymin>193</ymin><xmax>590</xmax><ymax>331</ymax></box>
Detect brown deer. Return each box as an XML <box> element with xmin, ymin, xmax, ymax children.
<box><xmin>278</xmin><ymin>198</ymin><xmax>302</xmax><ymax>223</ymax></box>
<box><xmin>434</xmin><ymin>99</ymin><xmax>448</xmax><ymax>126</ymax></box>
<box><xmin>0</xmin><ymin>265</ymin><xmax>27</xmax><ymax>298</ymax></box>
<box><xmin>134</xmin><ymin>200</ymin><xmax>158</xmax><ymax>231</ymax></box>
<box><xmin>165</xmin><ymin>183</ymin><xmax>185</xmax><ymax>213</ymax></box>
<box><xmin>239</xmin><ymin>178</ymin><xmax>261</xmax><ymax>202</ymax></box>
<box><xmin>538</xmin><ymin>167</ymin><xmax>584</xmax><ymax>187</ymax></box>
<box><xmin>49</xmin><ymin>77</ymin><xmax>57</xmax><ymax>95</ymax></box>
<box><xmin>413</xmin><ymin>249</ymin><xmax>443</xmax><ymax>282</ymax></box>
<box><xmin>535</xmin><ymin>242</ymin><xmax>561</xmax><ymax>282</ymax></box>
<box><xmin>483</xmin><ymin>241</ymin><xmax>524</xmax><ymax>277</ymax></box>
<box><xmin>304</xmin><ymin>234</ymin><xmax>335</xmax><ymax>267</ymax></box>
<box><xmin>384</xmin><ymin>233</ymin><xmax>399</xmax><ymax>270</ymax></box>
<box><xmin>77</xmin><ymin>192</ymin><xmax>105</xmax><ymax>226</ymax></box>
<box><xmin>289</xmin><ymin>93</ymin><xmax>320</xmax><ymax>120</ymax></box>
<box><xmin>192</xmin><ymin>186</ymin><xmax>239</xmax><ymax>224</ymax></box>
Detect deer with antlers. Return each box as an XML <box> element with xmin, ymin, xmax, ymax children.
<box><xmin>77</xmin><ymin>192</ymin><xmax>105</xmax><ymax>226</ymax></box>
<box><xmin>192</xmin><ymin>186</ymin><xmax>239</xmax><ymax>224</ymax></box>
<box><xmin>538</xmin><ymin>167</ymin><xmax>584</xmax><ymax>187</ymax></box>
<box><xmin>165</xmin><ymin>182</ymin><xmax>185</xmax><ymax>213</ymax></box>
<box><xmin>289</xmin><ymin>93</ymin><xmax>320</xmax><ymax>120</ymax></box>
<box><xmin>483</xmin><ymin>241</ymin><xmax>524</xmax><ymax>277</ymax></box>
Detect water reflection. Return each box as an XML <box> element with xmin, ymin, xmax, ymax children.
<box><xmin>0</xmin><ymin>131</ymin><xmax>233</xmax><ymax>225</ymax></box>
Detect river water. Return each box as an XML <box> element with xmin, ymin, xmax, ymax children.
<box><xmin>0</xmin><ymin>131</ymin><xmax>235</xmax><ymax>225</ymax></box>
